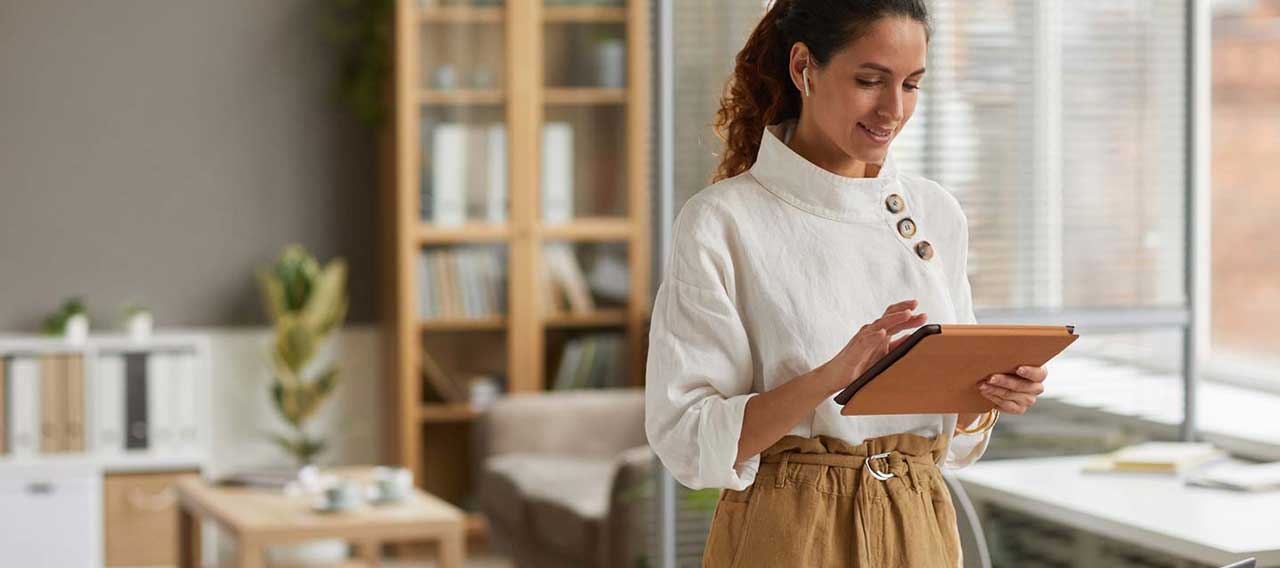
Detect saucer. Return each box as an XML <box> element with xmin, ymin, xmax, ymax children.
<box><xmin>367</xmin><ymin>492</ymin><xmax>410</xmax><ymax>506</ymax></box>
<box><xmin>311</xmin><ymin>498</ymin><xmax>362</xmax><ymax>514</ymax></box>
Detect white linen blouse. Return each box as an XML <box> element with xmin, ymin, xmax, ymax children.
<box><xmin>644</xmin><ymin>120</ymin><xmax>992</xmax><ymax>491</ymax></box>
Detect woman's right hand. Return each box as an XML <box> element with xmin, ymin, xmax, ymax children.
<box><xmin>814</xmin><ymin>299</ymin><xmax>928</xmax><ymax>397</ymax></box>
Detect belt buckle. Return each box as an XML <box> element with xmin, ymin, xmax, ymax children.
<box><xmin>865</xmin><ymin>451</ymin><xmax>895</xmax><ymax>481</ymax></box>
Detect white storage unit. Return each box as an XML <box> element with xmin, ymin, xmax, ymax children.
<box><xmin>0</xmin><ymin>461</ymin><xmax>101</xmax><ymax>568</ymax></box>
<box><xmin>0</xmin><ymin>333</ymin><xmax>211</xmax><ymax>568</ymax></box>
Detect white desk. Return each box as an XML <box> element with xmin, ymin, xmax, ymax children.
<box><xmin>956</xmin><ymin>456</ymin><xmax>1280</xmax><ymax>567</ymax></box>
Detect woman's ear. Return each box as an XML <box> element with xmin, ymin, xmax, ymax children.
<box><xmin>788</xmin><ymin>42</ymin><xmax>812</xmax><ymax>97</ymax></box>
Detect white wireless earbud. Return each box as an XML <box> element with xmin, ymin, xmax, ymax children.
<box><xmin>802</xmin><ymin>66</ymin><xmax>812</xmax><ymax>97</ymax></box>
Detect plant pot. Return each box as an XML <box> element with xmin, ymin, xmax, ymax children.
<box><xmin>127</xmin><ymin>312</ymin><xmax>153</xmax><ymax>342</ymax></box>
<box><xmin>64</xmin><ymin>313</ymin><xmax>89</xmax><ymax>344</ymax></box>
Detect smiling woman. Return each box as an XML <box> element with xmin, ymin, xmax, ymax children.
<box><xmin>645</xmin><ymin>0</ymin><xmax>1029</xmax><ymax>566</ymax></box>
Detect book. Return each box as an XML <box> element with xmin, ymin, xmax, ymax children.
<box><xmin>545</xmin><ymin>244</ymin><xmax>595</xmax><ymax>313</ymax></box>
<box><xmin>1083</xmin><ymin>442</ymin><xmax>1227</xmax><ymax>474</ymax></box>
<box><xmin>552</xmin><ymin>339</ymin><xmax>584</xmax><ymax>391</ymax></box>
<box><xmin>431</xmin><ymin>123</ymin><xmax>468</xmax><ymax>225</ymax></box>
<box><xmin>1187</xmin><ymin>460</ymin><xmax>1280</xmax><ymax>492</ymax></box>
<box><xmin>148</xmin><ymin>352</ymin><xmax>176</xmax><ymax>452</ymax></box>
<box><xmin>424</xmin><ymin>252</ymin><xmax>440</xmax><ymax>319</ymax></box>
<box><xmin>486</xmin><ymin>124</ymin><xmax>508</xmax><ymax>223</ymax></box>
<box><xmin>174</xmin><ymin>354</ymin><xmax>200</xmax><ymax>451</ymax></box>
<box><xmin>572</xmin><ymin>338</ymin><xmax>598</xmax><ymax>390</ymax></box>
<box><xmin>95</xmin><ymin>353</ymin><xmax>126</xmax><ymax>453</ymax></box>
<box><xmin>64</xmin><ymin>355</ymin><xmax>85</xmax><ymax>452</ymax></box>
<box><xmin>40</xmin><ymin>354</ymin><xmax>66</xmax><ymax>453</ymax></box>
<box><xmin>422</xmin><ymin>349</ymin><xmax>466</xmax><ymax>403</ymax></box>
<box><xmin>9</xmin><ymin>357</ymin><xmax>40</xmax><ymax>456</ymax></box>
<box><xmin>124</xmin><ymin>352</ymin><xmax>149</xmax><ymax>450</ymax></box>
<box><xmin>541</xmin><ymin>122</ymin><xmax>574</xmax><ymax>223</ymax></box>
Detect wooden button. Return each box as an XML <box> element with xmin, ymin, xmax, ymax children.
<box><xmin>885</xmin><ymin>194</ymin><xmax>905</xmax><ymax>214</ymax></box>
<box><xmin>916</xmin><ymin>241</ymin><xmax>934</xmax><ymax>260</ymax></box>
<box><xmin>897</xmin><ymin>217</ymin><xmax>917</xmax><ymax>238</ymax></box>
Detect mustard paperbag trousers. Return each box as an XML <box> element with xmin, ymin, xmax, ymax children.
<box><xmin>702</xmin><ymin>433</ymin><xmax>962</xmax><ymax>567</ymax></box>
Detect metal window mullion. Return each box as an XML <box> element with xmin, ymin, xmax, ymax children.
<box><xmin>1031</xmin><ymin>0</ymin><xmax>1064</xmax><ymax>309</ymax></box>
<box><xmin>654</xmin><ymin>0</ymin><xmax>678</xmax><ymax>565</ymax></box>
<box><xmin>1182</xmin><ymin>0</ymin><xmax>1212</xmax><ymax>443</ymax></box>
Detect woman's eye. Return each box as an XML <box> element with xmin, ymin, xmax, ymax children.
<box><xmin>904</xmin><ymin>83</ymin><xmax>921</xmax><ymax>92</ymax></box>
<box><xmin>856</xmin><ymin>78</ymin><xmax>881</xmax><ymax>87</ymax></box>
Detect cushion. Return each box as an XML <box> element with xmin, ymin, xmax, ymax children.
<box><xmin>481</xmin><ymin>453</ymin><xmax>617</xmax><ymax>562</ymax></box>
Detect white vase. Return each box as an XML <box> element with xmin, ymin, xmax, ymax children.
<box><xmin>64</xmin><ymin>313</ymin><xmax>89</xmax><ymax>344</ymax></box>
<box><xmin>127</xmin><ymin>312</ymin><xmax>153</xmax><ymax>342</ymax></box>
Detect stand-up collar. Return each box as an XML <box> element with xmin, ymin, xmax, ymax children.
<box><xmin>748</xmin><ymin>120</ymin><xmax>900</xmax><ymax>224</ymax></box>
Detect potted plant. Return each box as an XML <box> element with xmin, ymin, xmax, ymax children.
<box><xmin>255</xmin><ymin>245</ymin><xmax>351</xmax><ymax>566</ymax></box>
<box><xmin>122</xmin><ymin>302</ymin><xmax>153</xmax><ymax>342</ymax></box>
<box><xmin>43</xmin><ymin>297</ymin><xmax>90</xmax><ymax>344</ymax></box>
<box><xmin>256</xmin><ymin>244</ymin><xmax>349</xmax><ymax>467</ymax></box>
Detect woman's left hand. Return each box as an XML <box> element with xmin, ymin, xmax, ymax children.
<box><xmin>978</xmin><ymin>365</ymin><xmax>1048</xmax><ymax>415</ymax></box>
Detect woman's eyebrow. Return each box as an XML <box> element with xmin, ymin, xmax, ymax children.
<box><xmin>860</xmin><ymin>62</ymin><xmax>927</xmax><ymax>77</ymax></box>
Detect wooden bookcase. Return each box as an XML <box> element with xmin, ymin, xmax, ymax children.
<box><xmin>384</xmin><ymin>0</ymin><xmax>651</xmax><ymax>536</ymax></box>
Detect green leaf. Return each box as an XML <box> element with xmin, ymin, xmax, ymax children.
<box><xmin>257</xmin><ymin>269</ymin><xmax>288</xmax><ymax>324</ymax></box>
<box><xmin>301</xmin><ymin>258</ymin><xmax>348</xmax><ymax>336</ymax></box>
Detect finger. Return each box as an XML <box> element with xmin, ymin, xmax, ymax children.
<box><xmin>986</xmin><ymin>374</ymin><xmax>1044</xmax><ymax>395</ymax></box>
<box><xmin>1015</xmin><ymin>365</ymin><xmax>1049</xmax><ymax>383</ymax></box>
<box><xmin>883</xmin><ymin>312</ymin><xmax>928</xmax><ymax>336</ymax></box>
<box><xmin>981</xmin><ymin>390</ymin><xmax>1029</xmax><ymax>415</ymax></box>
<box><xmin>980</xmin><ymin>384</ymin><xmax>1036</xmax><ymax>408</ymax></box>
<box><xmin>882</xmin><ymin>299</ymin><xmax>918</xmax><ymax>316</ymax></box>
<box><xmin>872</xmin><ymin>308</ymin><xmax>925</xmax><ymax>331</ymax></box>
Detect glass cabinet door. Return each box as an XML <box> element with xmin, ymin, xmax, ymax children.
<box><xmin>541</xmin><ymin>1</ymin><xmax>630</xmax><ymax>222</ymax></box>
<box><xmin>418</xmin><ymin>0</ymin><xmax>509</xmax><ymax>226</ymax></box>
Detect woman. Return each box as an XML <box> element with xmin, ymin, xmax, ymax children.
<box><xmin>644</xmin><ymin>1</ymin><xmax>1050</xmax><ymax>566</ymax></box>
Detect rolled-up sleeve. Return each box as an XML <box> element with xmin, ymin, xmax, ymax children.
<box><xmin>645</xmin><ymin>197</ymin><xmax>759</xmax><ymax>490</ymax></box>
<box><xmin>942</xmin><ymin>202</ymin><xmax>992</xmax><ymax>469</ymax></box>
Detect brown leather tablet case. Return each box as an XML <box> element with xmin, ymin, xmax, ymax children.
<box><xmin>837</xmin><ymin>324</ymin><xmax>1078</xmax><ymax>416</ymax></box>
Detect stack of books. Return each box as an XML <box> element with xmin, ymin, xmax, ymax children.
<box><xmin>1187</xmin><ymin>460</ymin><xmax>1280</xmax><ymax>492</ymax></box>
<box><xmin>0</xmin><ymin>351</ymin><xmax>200</xmax><ymax>457</ymax></box>
<box><xmin>0</xmin><ymin>355</ymin><xmax>84</xmax><ymax>455</ymax></box>
<box><xmin>1082</xmin><ymin>441</ymin><xmax>1227</xmax><ymax>474</ymax></box>
<box><xmin>542</xmin><ymin>243</ymin><xmax>594</xmax><ymax>314</ymax></box>
<box><xmin>551</xmin><ymin>333</ymin><xmax>626</xmax><ymax>390</ymax></box>
<box><xmin>418</xmin><ymin>246</ymin><xmax>508</xmax><ymax>319</ymax></box>
<box><xmin>421</xmin><ymin>122</ymin><xmax>508</xmax><ymax>225</ymax></box>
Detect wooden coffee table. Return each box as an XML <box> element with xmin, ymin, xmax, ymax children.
<box><xmin>176</xmin><ymin>467</ymin><xmax>466</xmax><ymax>568</ymax></box>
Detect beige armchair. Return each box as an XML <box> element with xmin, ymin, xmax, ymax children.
<box><xmin>477</xmin><ymin>388</ymin><xmax>652</xmax><ymax>568</ymax></box>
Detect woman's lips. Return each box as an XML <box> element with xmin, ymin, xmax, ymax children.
<box><xmin>858</xmin><ymin>122</ymin><xmax>892</xmax><ymax>145</ymax></box>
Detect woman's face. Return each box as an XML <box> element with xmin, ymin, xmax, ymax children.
<box><xmin>793</xmin><ymin>16</ymin><xmax>928</xmax><ymax>165</ymax></box>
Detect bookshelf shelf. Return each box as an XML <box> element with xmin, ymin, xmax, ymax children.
<box><xmin>417</xmin><ymin>223</ymin><xmax>510</xmax><ymax>244</ymax></box>
<box><xmin>541</xmin><ymin>217</ymin><xmax>631</xmax><ymax>241</ymax></box>
<box><xmin>420</xmin><ymin>6</ymin><xmax>504</xmax><ymax>23</ymax></box>
<box><xmin>420</xmin><ymin>89</ymin><xmax>505</xmax><ymax>106</ymax></box>
<box><xmin>419</xmin><ymin>403</ymin><xmax>481</xmax><ymax>423</ymax></box>
<box><xmin>545</xmin><ymin>87</ymin><xmax>626</xmax><ymax>105</ymax></box>
<box><xmin>388</xmin><ymin>0</ymin><xmax>650</xmax><ymax>521</ymax></box>
<box><xmin>544</xmin><ymin>6</ymin><xmax>626</xmax><ymax>23</ymax></box>
<box><xmin>545</xmin><ymin>308</ymin><xmax>628</xmax><ymax>328</ymax></box>
<box><xmin>419</xmin><ymin>317</ymin><xmax>507</xmax><ymax>332</ymax></box>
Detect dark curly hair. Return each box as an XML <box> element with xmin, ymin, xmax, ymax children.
<box><xmin>712</xmin><ymin>0</ymin><xmax>931</xmax><ymax>182</ymax></box>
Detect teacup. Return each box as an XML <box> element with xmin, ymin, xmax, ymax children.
<box><xmin>372</xmin><ymin>466</ymin><xmax>413</xmax><ymax>502</ymax></box>
<box><xmin>324</xmin><ymin>479</ymin><xmax>362</xmax><ymax>511</ymax></box>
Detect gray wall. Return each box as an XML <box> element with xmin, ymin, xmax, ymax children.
<box><xmin>0</xmin><ymin>0</ymin><xmax>379</xmax><ymax>329</ymax></box>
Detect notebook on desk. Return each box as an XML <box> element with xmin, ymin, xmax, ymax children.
<box><xmin>836</xmin><ymin>324</ymin><xmax>1078</xmax><ymax>416</ymax></box>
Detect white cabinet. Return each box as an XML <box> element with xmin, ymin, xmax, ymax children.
<box><xmin>0</xmin><ymin>462</ymin><xmax>101</xmax><ymax>568</ymax></box>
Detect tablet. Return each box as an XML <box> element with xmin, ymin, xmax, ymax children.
<box><xmin>834</xmin><ymin>324</ymin><xmax>1078</xmax><ymax>415</ymax></box>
